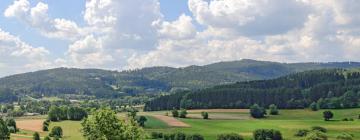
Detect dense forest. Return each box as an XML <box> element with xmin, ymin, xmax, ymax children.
<box><xmin>144</xmin><ymin>69</ymin><xmax>360</xmax><ymax>111</ymax></box>
<box><xmin>1</xmin><ymin>59</ymin><xmax>360</xmax><ymax>101</ymax></box>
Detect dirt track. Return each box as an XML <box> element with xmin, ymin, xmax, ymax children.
<box><xmin>16</xmin><ymin>119</ymin><xmax>44</xmax><ymax>132</ymax></box>
<box><xmin>152</xmin><ymin>115</ymin><xmax>190</xmax><ymax>127</ymax></box>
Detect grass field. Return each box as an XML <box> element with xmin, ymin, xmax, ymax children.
<box><xmin>11</xmin><ymin>108</ymin><xmax>360</xmax><ymax>140</ymax></box>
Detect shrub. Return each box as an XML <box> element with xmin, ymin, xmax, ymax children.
<box><xmin>336</xmin><ymin>133</ymin><xmax>354</xmax><ymax>140</ymax></box>
<box><xmin>201</xmin><ymin>112</ymin><xmax>209</xmax><ymax>119</ymax></box>
<box><xmin>33</xmin><ymin>132</ymin><xmax>40</xmax><ymax>140</ymax></box>
<box><xmin>174</xmin><ymin>132</ymin><xmax>187</xmax><ymax>140</ymax></box>
<box><xmin>349</xmin><ymin>118</ymin><xmax>354</xmax><ymax>121</ymax></box>
<box><xmin>172</xmin><ymin>109</ymin><xmax>179</xmax><ymax>117</ymax></box>
<box><xmin>253</xmin><ymin>129</ymin><xmax>283</xmax><ymax>140</ymax></box>
<box><xmin>294</xmin><ymin>129</ymin><xmax>310</xmax><ymax>137</ymax></box>
<box><xmin>186</xmin><ymin>134</ymin><xmax>204</xmax><ymax>140</ymax></box>
<box><xmin>323</xmin><ymin>111</ymin><xmax>334</xmax><ymax>121</ymax></box>
<box><xmin>217</xmin><ymin>133</ymin><xmax>244</xmax><ymax>140</ymax></box>
<box><xmin>310</xmin><ymin>102</ymin><xmax>319</xmax><ymax>111</ymax></box>
<box><xmin>8</xmin><ymin>126</ymin><xmax>16</xmax><ymax>133</ymax></box>
<box><xmin>179</xmin><ymin>109</ymin><xmax>188</xmax><ymax>118</ymax></box>
<box><xmin>44</xmin><ymin>136</ymin><xmax>51</xmax><ymax>140</ymax></box>
<box><xmin>49</xmin><ymin>126</ymin><xmax>63</xmax><ymax>138</ymax></box>
<box><xmin>42</xmin><ymin>125</ymin><xmax>48</xmax><ymax>131</ymax></box>
<box><xmin>151</xmin><ymin>132</ymin><xmax>163</xmax><ymax>139</ymax></box>
<box><xmin>250</xmin><ymin>104</ymin><xmax>266</xmax><ymax>118</ymax></box>
<box><xmin>269</xmin><ymin>104</ymin><xmax>279</xmax><ymax>115</ymax></box>
<box><xmin>163</xmin><ymin>133</ymin><xmax>175</xmax><ymax>140</ymax></box>
<box><xmin>305</xmin><ymin>131</ymin><xmax>327</xmax><ymax>140</ymax></box>
<box><xmin>342</xmin><ymin>118</ymin><xmax>348</xmax><ymax>121</ymax></box>
<box><xmin>311</xmin><ymin>126</ymin><xmax>327</xmax><ymax>133</ymax></box>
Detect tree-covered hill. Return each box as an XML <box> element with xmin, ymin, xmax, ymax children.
<box><xmin>144</xmin><ymin>69</ymin><xmax>360</xmax><ymax>111</ymax></box>
<box><xmin>1</xmin><ymin>59</ymin><xmax>360</xmax><ymax>101</ymax></box>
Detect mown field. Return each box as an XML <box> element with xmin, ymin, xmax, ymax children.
<box><xmin>11</xmin><ymin>108</ymin><xmax>360</xmax><ymax>140</ymax></box>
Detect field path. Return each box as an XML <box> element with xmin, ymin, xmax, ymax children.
<box><xmin>152</xmin><ymin>115</ymin><xmax>190</xmax><ymax>127</ymax></box>
<box><xmin>16</xmin><ymin>119</ymin><xmax>44</xmax><ymax>132</ymax></box>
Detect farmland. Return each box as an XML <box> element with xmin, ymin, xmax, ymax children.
<box><xmin>11</xmin><ymin>108</ymin><xmax>360</xmax><ymax>140</ymax></box>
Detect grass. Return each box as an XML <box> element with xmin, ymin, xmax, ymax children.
<box><xmin>48</xmin><ymin>121</ymin><xmax>84</xmax><ymax>140</ymax></box>
<box><xmin>144</xmin><ymin>108</ymin><xmax>360</xmax><ymax>140</ymax></box>
<box><xmin>11</xmin><ymin>108</ymin><xmax>360</xmax><ymax>140</ymax></box>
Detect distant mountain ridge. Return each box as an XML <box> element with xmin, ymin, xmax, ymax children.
<box><xmin>1</xmin><ymin>59</ymin><xmax>360</xmax><ymax>98</ymax></box>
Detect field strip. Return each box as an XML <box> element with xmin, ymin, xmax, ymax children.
<box><xmin>152</xmin><ymin>115</ymin><xmax>190</xmax><ymax>127</ymax></box>
<box><xmin>187</xmin><ymin>109</ymin><xmax>249</xmax><ymax>113</ymax></box>
<box><xmin>16</xmin><ymin>119</ymin><xmax>45</xmax><ymax>132</ymax></box>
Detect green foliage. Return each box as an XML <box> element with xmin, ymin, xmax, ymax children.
<box><xmin>253</xmin><ymin>129</ymin><xmax>283</xmax><ymax>140</ymax></box>
<box><xmin>146</xmin><ymin>69</ymin><xmax>360</xmax><ymax>111</ymax></box>
<box><xmin>186</xmin><ymin>134</ymin><xmax>204</xmax><ymax>140</ymax></box>
<box><xmin>44</xmin><ymin>136</ymin><xmax>51</xmax><ymax>140</ymax></box>
<box><xmin>33</xmin><ymin>132</ymin><xmax>40</xmax><ymax>140</ymax></box>
<box><xmin>136</xmin><ymin>116</ymin><xmax>147</xmax><ymax>127</ymax></box>
<box><xmin>294</xmin><ymin>129</ymin><xmax>310</xmax><ymax>137</ymax></box>
<box><xmin>250</xmin><ymin>104</ymin><xmax>266</xmax><ymax>118</ymax></box>
<box><xmin>323</xmin><ymin>111</ymin><xmax>334</xmax><ymax>121</ymax></box>
<box><xmin>172</xmin><ymin>109</ymin><xmax>179</xmax><ymax>117</ymax></box>
<box><xmin>0</xmin><ymin>118</ymin><xmax>10</xmax><ymax>139</ymax></box>
<box><xmin>336</xmin><ymin>133</ymin><xmax>354</xmax><ymax>140</ymax></box>
<box><xmin>310</xmin><ymin>102</ymin><xmax>319</xmax><ymax>111</ymax></box>
<box><xmin>50</xmin><ymin>126</ymin><xmax>63</xmax><ymax>138</ymax></box>
<box><xmin>304</xmin><ymin>131</ymin><xmax>327</xmax><ymax>140</ymax></box>
<box><xmin>6</xmin><ymin>118</ymin><xmax>17</xmax><ymax>132</ymax></box>
<box><xmin>0</xmin><ymin>88</ymin><xmax>17</xmax><ymax>103</ymax></box>
<box><xmin>48</xmin><ymin>106</ymin><xmax>87</xmax><ymax>121</ymax></box>
<box><xmin>269</xmin><ymin>104</ymin><xmax>279</xmax><ymax>115</ymax></box>
<box><xmin>179</xmin><ymin>109</ymin><xmax>188</xmax><ymax>118</ymax></box>
<box><xmin>81</xmin><ymin>109</ymin><xmax>144</xmax><ymax>140</ymax></box>
<box><xmin>151</xmin><ymin>132</ymin><xmax>163</xmax><ymax>139</ymax></box>
<box><xmin>217</xmin><ymin>133</ymin><xmax>244</xmax><ymax>140</ymax></box>
<box><xmin>311</xmin><ymin>126</ymin><xmax>327</xmax><ymax>133</ymax></box>
<box><xmin>201</xmin><ymin>112</ymin><xmax>209</xmax><ymax>119</ymax></box>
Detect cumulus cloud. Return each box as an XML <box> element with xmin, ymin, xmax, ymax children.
<box><xmin>4</xmin><ymin>0</ymin><xmax>85</xmax><ymax>40</ymax></box>
<box><xmin>0</xmin><ymin>28</ymin><xmax>51</xmax><ymax>76</ymax></box>
<box><xmin>3</xmin><ymin>0</ymin><xmax>360</xmax><ymax>75</ymax></box>
<box><xmin>127</xmin><ymin>0</ymin><xmax>360</xmax><ymax>68</ymax></box>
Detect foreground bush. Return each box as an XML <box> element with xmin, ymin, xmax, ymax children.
<box><xmin>250</xmin><ymin>104</ymin><xmax>266</xmax><ymax>118</ymax></box>
<box><xmin>201</xmin><ymin>112</ymin><xmax>209</xmax><ymax>119</ymax></box>
<box><xmin>253</xmin><ymin>129</ymin><xmax>282</xmax><ymax>140</ymax></box>
<box><xmin>294</xmin><ymin>129</ymin><xmax>310</xmax><ymax>137</ymax></box>
<box><xmin>305</xmin><ymin>131</ymin><xmax>327</xmax><ymax>140</ymax></box>
<box><xmin>151</xmin><ymin>132</ymin><xmax>163</xmax><ymax>139</ymax></box>
<box><xmin>217</xmin><ymin>133</ymin><xmax>244</xmax><ymax>140</ymax></box>
<box><xmin>311</xmin><ymin>126</ymin><xmax>327</xmax><ymax>133</ymax></box>
<box><xmin>187</xmin><ymin>134</ymin><xmax>204</xmax><ymax>140</ymax></box>
<box><xmin>179</xmin><ymin>109</ymin><xmax>188</xmax><ymax>118</ymax></box>
<box><xmin>336</xmin><ymin>133</ymin><xmax>354</xmax><ymax>140</ymax></box>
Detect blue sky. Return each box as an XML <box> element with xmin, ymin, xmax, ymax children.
<box><xmin>0</xmin><ymin>0</ymin><xmax>360</xmax><ymax>77</ymax></box>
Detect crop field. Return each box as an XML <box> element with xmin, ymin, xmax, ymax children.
<box><xmin>11</xmin><ymin>108</ymin><xmax>360</xmax><ymax>140</ymax></box>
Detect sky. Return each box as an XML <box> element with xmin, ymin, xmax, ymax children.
<box><xmin>0</xmin><ymin>0</ymin><xmax>360</xmax><ymax>77</ymax></box>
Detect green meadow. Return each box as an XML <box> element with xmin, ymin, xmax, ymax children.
<box><xmin>11</xmin><ymin>108</ymin><xmax>360</xmax><ymax>140</ymax></box>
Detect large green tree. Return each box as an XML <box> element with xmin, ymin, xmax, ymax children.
<box><xmin>0</xmin><ymin>118</ymin><xmax>10</xmax><ymax>139</ymax></box>
<box><xmin>81</xmin><ymin>109</ymin><xmax>144</xmax><ymax>140</ymax></box>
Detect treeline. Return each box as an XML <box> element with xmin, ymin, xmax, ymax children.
<box><xmin>145</xmin><ymin>69</ymin><xmax>360</xmax><ymax>111</ymax></box>
<box><xmin>48</xmin><ymin>106</ymin><xmax>87</xmax><ymax>121</ymax></box>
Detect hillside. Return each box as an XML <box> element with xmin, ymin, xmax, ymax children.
<box><xmin>1</xmin><ymin>59</ymin><xmax>360</xmax><ymax>100</ymax></box>
<box><xmin>144</xmin><ymin>69</ymin><xmax>360</xmax><ymax>111</ymax></box>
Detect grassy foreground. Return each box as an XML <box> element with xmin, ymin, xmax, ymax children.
<box><xmin>11</xmin><ymin>108</ymin><xmax>360</xmax><ymax>140</ymax></box>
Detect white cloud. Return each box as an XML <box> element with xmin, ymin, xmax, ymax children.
<box><xmin>127</xmin><ymin>0</ymin><xmax>360</xmax><ymax>68</ymax></box>
<box><xmin>67</xmin><ymin>35</ymin><xmax>113</xmax><ymax>67</ymax></box>
<box><xmin>154</xmin><ymin>14</ymin><xmax>196</xmax><ymax>39</ymax></box>
<box><xmin>4</xmin><ymin>0</ymin><xmax>85</xmax><ymax>41</ymax></box>
<box><xmin>0</xmin><ymin>28</ymin><xmax>51</xmax><ymax>77</ymax></box>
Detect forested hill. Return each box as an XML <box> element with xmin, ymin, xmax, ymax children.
<box><xmin>144</xmin><ymin>69</ymin><xmax>360</xmax><ymax>111</ymax></box>
<box><xmin>1</xmin><ymin>59</ymin><xmax>360</xmax><ymax>100</ymax></box>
